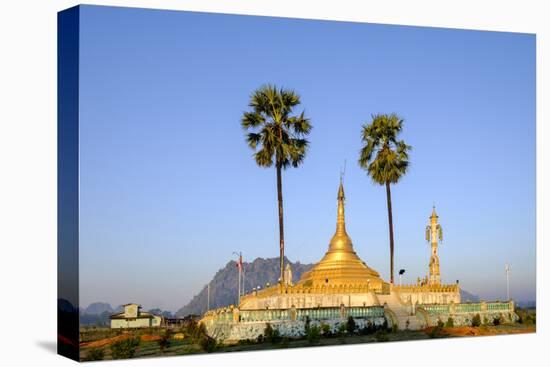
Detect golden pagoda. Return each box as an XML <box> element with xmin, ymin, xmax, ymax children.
<box><xmin>238</xmin><ymin>181</ymin><xmax>389</xmax><ymax>310</ymax></box>
<box><xmin>296</xmin><ymin>181</ymin><xmax>386</xmax><ymax>290</ymax></box>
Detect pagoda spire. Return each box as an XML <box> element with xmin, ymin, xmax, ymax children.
<box><xmin>426</xmin><ymin>205</ymin><xmax>443</xmax><ymax>285</ymax></box>
<box><xmin>328</xmin><ymin>180</ymin><xmax>354</xmax><ymax>253</ymax></box>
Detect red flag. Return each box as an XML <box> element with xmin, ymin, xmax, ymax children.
<box><xmin>236</xmin><ymin>254</ymin><xmax>243</xmax><ymax>273</ymax></box>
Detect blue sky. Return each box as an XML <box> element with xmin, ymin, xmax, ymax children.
<box><xmin>77</xmin><ymin>5</ymin><xmax>535</xmax><ymax>311</ymax></box>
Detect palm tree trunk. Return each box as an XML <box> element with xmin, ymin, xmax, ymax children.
<box><xmin>276</xmin><ymin>164</ymin><xmax>285</xmax><ymax>283</ymax></box>
<box><xmin>385</xmin><ymin>181</ymin><xmax>395</xmax><ymax>284</ymax></box>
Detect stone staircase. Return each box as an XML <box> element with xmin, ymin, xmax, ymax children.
<box><xmin>378</xmin><ymin>293</ymin><xmax>426</xmax><ymax>330</ymax></box>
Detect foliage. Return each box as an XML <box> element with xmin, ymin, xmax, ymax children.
<box><xmin>307</xmin><ymin>325</ymin><xmax>321</xmax><ymax>344</ymax></box>
<box><xmin>493</xmin><ymin>316</ymin><xmax>501</xmax><ymax>326</ymax></box>
<box><xmin>263</xmin><ymin>323</ymin><xmax>281</xmax><ymax>344</ymax></box>
<box><xmin>110</xmin><ymin>337</ymin><xmax>140</xmax><ymax>360</ymax></box>
<box><xmin>84</xmin><ymin>348</ymin><xmax>104</xmax><ymax>361</ymax></box>
<box><xmin>337</xmin><ymin>322</ymin><xmax>348</xmax><ymax>336</ymax></box>
<box><xmin>358</xmin><ymin>113</ymin><xmax>411</xmax><ymax>185</ymax></box>
<box><xmin>304</xmin><ymin>316</ymin><xmax>311</xmax><ymax>335</ymax></box>
<box><xmin>241</xmin><ymin>84</ymin><xmax>312</xmax><ymax>169</ymax></box>
<box><xmin>471</xmin><ymin>314</ymin><xmax>481</xmax><ymax>327</ymax></box>
<box><xmin>445</xmin><ymin>317</ymin><xmax>454</xmax><ymax>328</ymax></box>
<box><xmin>382</xmin><ymin>318</ymin><xmax>389</xmax><ymax>331</ymax></box>
<box><xmin>516</xmin><ymin>308</ymin><xmax>536</xmax><ymax>325</ymax></box>
<box><xmin>374</xmin><ymin>330</ymin><xmax>389</xmax><ymax>342</ymax></box>
<box><xmin>427</xmin><ymin>324</ymin><xmax>444</xmax><ymax>339</ymax></box>
<box><xmin>157</xmin><ymin>329</ymin><xmax>172</xmax><ymax>352</ymax></box>
<box><xmin>359</xmin><ymin>320</ymin><xmax>376</xmax><ymax>335</ymax></box>
<box><xmin>320</xmin><ymin>323</ymin><xmax>332</xmax><ymax>337</ymax></box>
<box><xmin>437</xmin><ymin>319</ymin><xmax>445</xmax><ymax>328</ymax></box>
<box><xmin>346</xmin><ymin>316</ymin><xmax>356</xmax><ymax>334</ymax></box>
<box><xmin>199</xmin><ymin>335</ymin><xmax>218</xmax><ymax>353</ymax></box>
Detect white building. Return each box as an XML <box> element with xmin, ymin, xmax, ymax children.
<box><xmin>110</xmin><ymin>303</ymin><xmax>162</xmax><ymax>329</ymax></box>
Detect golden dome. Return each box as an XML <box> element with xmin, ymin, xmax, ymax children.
<box><xmin>297</xmin><ymin>182</ymin><xmax>387</xmax><ymax>290</ymax></box>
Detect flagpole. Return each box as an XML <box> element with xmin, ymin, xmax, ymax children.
<box><xmin>233</xmin><ymin>251</ymin><xmax>242</xmax><ymax>305</ymax></box>
<box><xmin>505</xmin><ymin>263</ymin><xmax>511</xmax><ymax>301</ymax></box>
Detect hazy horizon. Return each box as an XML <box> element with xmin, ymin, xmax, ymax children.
<box><xmin>78</xmin><ymin>6</ymin><xmax>536</xmax><ymax>312</ymax></box>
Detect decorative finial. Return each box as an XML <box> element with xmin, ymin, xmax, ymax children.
<box><xmin>339</xmin><ymin>159</ymin><xmax>347</xmax><ymax>184</ymax></box>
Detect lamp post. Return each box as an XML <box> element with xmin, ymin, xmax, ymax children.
<box><xmin>398</xmin><ymin>269</ymin><xmax>405</xmax><ymax>286</ymax></box>
<box><xmin>505</xmin><ymin>263</ymin><xmax>511</xmax><ymax>301</ymax></box>
<box><xmin>233</xmin><ymin>251</ymin><xmax>243</xmax><ymax>305</ymax></box>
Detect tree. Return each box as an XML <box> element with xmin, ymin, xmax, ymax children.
<box><xmin>242</xmin><ymin>84</ymin><xmax>312</xmax><ymax>282</ymax></box>
<box><xmin>358</xmin><ymin>114</ymin><xmax>410</xmax><ymax>284</ymax></box>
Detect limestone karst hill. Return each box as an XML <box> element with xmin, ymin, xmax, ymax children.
<box><xmin>175</xmin><ymin>257</ymin><xmax>313</xmax><ymax>317</ymax></box>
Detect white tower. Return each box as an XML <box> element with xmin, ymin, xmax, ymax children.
<box><xmin>425</xmin><ymin>206</ymin><xmax>443</xmax><ymax>285</ymax></box>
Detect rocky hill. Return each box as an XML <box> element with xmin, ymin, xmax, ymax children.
<box><xmin>175</xmin><ymin>257</ymin><xmax>313</xmax><ymax>317</ymax></box>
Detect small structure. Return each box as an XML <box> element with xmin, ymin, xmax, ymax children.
<box><xmin>426</xmin><ymin>206</ymin><xmax>443</xmax><ymax>285</ymax></box>
<box><xmin>110</xmin><ymin>303</ymin><xmax>162</xmax><ymax>329</ymax></box>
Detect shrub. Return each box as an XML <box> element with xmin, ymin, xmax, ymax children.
<box><xmin>493</xmin><ymin>316</ymin><xmax>501</xmax><ymax>326</ymax></box>
<box><xmin>110</xmin><ymin>337</ymin><xmax>140</xmax><ymax>359</ymax></box>
<box><xmin>256</xmin><ymin>334</ymin><xmax>264</xmax><ymax>343</ymax></box>
<box><xmin>471</xmin><ymin>314</ymin><xmax>481</xmax><ymax>327</ymax></box>
<box><xmin>199</xmin><ymin>335</ymin><xmax>217</xmax><ymax>353</ymax></box>
<box><xmin>374</xmin><ymin>330</ymin><xmax>389</xmax><ymax>342</ymax></box>
<box><xmin>427</xmin><ymin>325</ymin><xmax>444</xmax><ymax>339</ymax></box>
<box><xmin>158</xmin><ymin>334</ymin><xmax>171</xmax><ymax>352</ymax></box>
<box><xmin>84</xmin><ymin>348</ymin><xmax>104</xmax><ymax>361</ymax></box>
<box><xmin>437</xmin><ymin>319</ymin><xmax>445</xmax><ymax>328</ymax></box>
<box><xmin>307</xmin><ymin>325</ymin><xmax>321</xmax><ymax>344</ymax></box>
<box><xmin>360</xmin><ymin>320</ymin><xmax>375</xmax><ymax>335</ymax></box>
<box><xmin>320</xmin><ymin>323</ymin><xmax>332</xmax><ymax>336</ymax></box>
<box><xmin>346</xmin><ymin>316</ymin><xmax>356</xmax><ymax>334</ymax></box>
<box><xmin>382</xmin><ymin>318</ymin><xmax>389</xmax><ymax>331</ymax></box>
<box><xmin>445</xmin><ymin>317</ymin><xmax>454</xmax><ymax>328</ymax></box>
<box><xmin>337</xmin><ymin>322</ymin><xmax>347</xmax><ymax>336</ymax></box>
<box><xmin>264</xmin><ymin>323</ymin><xmax>274</xmax><ymax>341</ymax></box>
<box><xmin>264</xmin><ymin>323</ymin><xmax>281</xmax><ymax>344</ymax></box>
<box><xmin>304</xmin><ymin>316</ymin><xmax>311</xmax><ymax>335</ymax></box>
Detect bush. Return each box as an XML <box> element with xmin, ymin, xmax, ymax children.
<box><xmin>320</xmin><ymin>323</ymin><xmax>332</xmax><ymax>337</ymax></box>
<box><xmin>263</xmin><ymin>323</ymin><xmax>281</xmax><ymax>344</ymax></box>
<box><xmin>471</xmin><ymin>314</ymin><xmax>481</xmax><ymax>327</ymax></box>
<box><xmin>444</xmin><ymin>317</ymin><xmax>454</xmax><ymax>328</ymax></box>
<box><xmin>427</xmin><ymin>324</ymin><xmax>444</xmax><ymax>339</ymax></box>
<box><xmin>110</xmin><ymin>337</ymin><xmax>140</xmax><ymax>360</ymax></box>
<box><xmin>304</xmin><ymin>316</ymin><xmax>311</xmax><ymax>335</ymax></box>
<box><xmin>493</xmin><ymin>316</ymin><xmax>501</xmax><ymax>326</ymax></box>
<box><xmin>374</xmin><ymin>330</ymin><xmax>389</xmax><ymax>342</ymax></box>
<box><xmin>346</xmin><ymin>316</ymin><xmax>356</xmax><ymax>334</ymax></box>
<box><xmin>158</xmin><ymin>329</ymin><xmax>173</xmax><ymax>352</ymax></box>
<box><xmin>84</xmin><ymin>348</ymin><xmax>104</xmax><ymax>361</ymax></box>
<box><xmin>199</xmin><ymin>335</ymin><xmax>217</xmax><ymax>353</ymax></box>
<box><xmin>360</xmin><ymin>321</ymin><xmax>375</xmax><ymax>335</ymax></box>
<box><xmin>382</xmin><ymin>318</ymin><xmax>389</xmax><ymax>331</ymax></box>
<box><xmin>307</xmin><ymin>325</ymin><xmax>321</xmax><ymax>344</ymax></box>
<box><xmin>337</xmin><ymin>322</ymin><xmax>347</xmax><ymax>336</ymax></box>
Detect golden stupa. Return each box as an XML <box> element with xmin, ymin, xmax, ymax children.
<box><xmin>296</xmin><ymin>182</ymin><xmax>384</xmax><ymax>289</ymax></box>
<box><xmin>238</xmin><ymin>181</ymin><xmax>389</xmax><ymax>310</ymax></box>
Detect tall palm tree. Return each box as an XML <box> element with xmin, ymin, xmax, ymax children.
<box><xmin>241</xmin><ymin>84</ymin><xmax>312</xmax><ymax>283</ymax></box>
<box><xmin>358</xmin><ymin>113</ymin><xmax>410</xmax><ymax>284</ymax></box>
